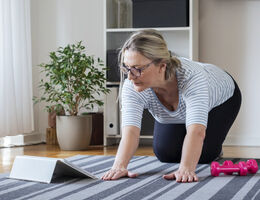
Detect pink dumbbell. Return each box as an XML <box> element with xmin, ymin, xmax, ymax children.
<box><xmin>211</xmin><ymin>159</ymin><xmax>258</xmax><ymax>177</ymax></box>
<box><xmin>222</xmin><ymin>160</ymin><xmax>234</xmax><ymax>175</ymax></box>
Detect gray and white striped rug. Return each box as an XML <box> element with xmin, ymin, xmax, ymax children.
<box><xmin>0</xmin><ymin>155</ymin><xmax>260</xmax><ymax>200</ymax></box>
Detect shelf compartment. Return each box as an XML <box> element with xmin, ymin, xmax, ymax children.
<box><xmin>107</xmin><ymin>30</ymin><xmax>190</xmax><ymax>58</ymax></box>
<box><xmin>106</xmin><ymin>27</ymin><xmax>190</xmax><ymax>32</ymax></box>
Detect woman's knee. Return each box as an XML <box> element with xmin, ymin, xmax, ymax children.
<box><xmin>153</xmin><ymin>121</ymin><xmax>186</xmax><ymax>163</ymax></box>
<box><xmin>153</xmin><ymin>140</ymin><xmax>182</xmax><ymax>163</ymax></box>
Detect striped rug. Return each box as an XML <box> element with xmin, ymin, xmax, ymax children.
<box><xmin>0</xmin><ymin>155</ymin><xmax>260</xmax><ymax>200</ymax></box>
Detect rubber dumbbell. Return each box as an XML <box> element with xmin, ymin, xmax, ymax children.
<box><xmin>223</xmin><ymin>160</ymin><xmax>249</xmax><ymax>176</ymax></box>
<box><xmin>246</xmin><ymin>159</ymin><xmax>258</xmax><ymax>174</ymax></box>
<box><xmin>222</xmin><ymin>160</ymin><xmax>234</xmax><ymax>175</ymax></box>
<box><xmin>211</xmin><ymin>161</ymin><xmax>247</xmax><ymax>176</ymax></box>
<box><xmin>211</xmin><ymin>159</ymin><xmax>258</xmax><ymax>177</ymax></box>
<box><xmin>238</xmin><ymin>159</ymin><xmax>258</xmax><ymax>175</ymax></box>
<box><xmin>211</xmin><ymin>161</ymin><xmax>246</xmax><ymax>176</ymax></box>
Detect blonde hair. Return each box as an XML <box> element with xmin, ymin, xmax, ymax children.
<box><xmin>117</xmin><ymin>29</ymin><xmax>181</xmax><ymax>103</ymax></box>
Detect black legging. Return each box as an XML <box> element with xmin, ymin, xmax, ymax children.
<box><xmin>153</xmin><ymin>78</ymin><xmax>242</xmax><ymax>164</ymax></box>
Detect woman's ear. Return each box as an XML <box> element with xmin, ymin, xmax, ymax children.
<box><xmin>159</xmin><ymin>63</ymin><xmax>167</xmax><ymax>73</ymax></box>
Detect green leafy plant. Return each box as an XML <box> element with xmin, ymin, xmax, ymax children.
<box><xmin>33</xmin><ymin>41</ymin><xmax>110</xmax><ymax>116</ymax></box>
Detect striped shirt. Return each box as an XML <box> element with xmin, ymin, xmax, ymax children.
<box><xmin>121</xmin><ymin>57</ymin><xmax>235</xmax><ymax>128</ymax></box>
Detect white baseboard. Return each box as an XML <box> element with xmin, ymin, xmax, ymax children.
<box><xmin>0</xmin><ymin>132</ymin><xmax>45</xmax><ymax>148</ymax></box>
<box><xmin>224</xmin><ymin>135</ymin><xmax>260</xmax><ymax>146</ymax></box>
<box><xmin>1</xmin><ymin>133</ymin><xmax>259</xmax><ymax>147</ymax></box>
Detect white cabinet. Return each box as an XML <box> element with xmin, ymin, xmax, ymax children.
<box><xmin>103</xmin><ymin>0</ymin><xmax>199</xmax><ymax>145</ymax></box>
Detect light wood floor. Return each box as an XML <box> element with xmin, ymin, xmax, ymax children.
<box><xmin>1</xmin><ymin>144</ymin><xmax>260</xmax><ymax>173</ymax></box>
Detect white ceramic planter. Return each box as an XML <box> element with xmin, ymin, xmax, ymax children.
<box><xmin>56</xmin><ymin>115</ymin><xmax>92</xmax><ymax>150</ymax></box>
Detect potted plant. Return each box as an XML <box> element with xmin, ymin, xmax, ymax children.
<box><xmin>34</xmin><ymin>41</ymin><xmax>110</xmax><ymax>150</ymax></box>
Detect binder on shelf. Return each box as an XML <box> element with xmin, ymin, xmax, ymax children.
<box><xmin>106</xmin><ymin>49</ymin><xmax>120</xmax><ymax>82</ymax></box>
<box><xmin>105</xmin><ymin>87</ymin><xmax>119</xmax><ymax>135</ymax></box>
<box><xmin>9</xmin><ymin>156</ymin><xmax>97</xmax><ymax>183</ymax></box>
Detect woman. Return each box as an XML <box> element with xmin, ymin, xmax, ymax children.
<box><xmin>102</xmin><ymin>29</ymin><xmax>241</xmax><ymax>183</ymax></box>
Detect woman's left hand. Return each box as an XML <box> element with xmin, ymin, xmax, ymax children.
<box><xmin>163</xmin><ymin>168</ymin><xmax>198</xmax><ymax>183</ymax></box>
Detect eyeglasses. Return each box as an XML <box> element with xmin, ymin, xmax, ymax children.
<box><xmin>120</xmin><ymin>61</ymin><xmax>154</xmax><ymax>77</ymax></box>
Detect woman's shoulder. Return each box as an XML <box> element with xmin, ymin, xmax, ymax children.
<box><xmin>176</xmin><ymin>57</ymin><xmax>201</xmax><ymax>79</ymax></box>
<box><xmin>123</xmin><ymin>79</ymin><xmax>136</xmax><ymax>92</ymax></box>
<box><xmin>178</xmin><ymin>57</ymin><xmax>205</xmax><ymax>72</ymax></box>
<box><xmin>176</xmin><ymin>57</ymin><xmax>210</xmax><ymax>91</ymax></box>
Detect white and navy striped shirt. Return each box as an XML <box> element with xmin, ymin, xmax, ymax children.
<box><xmin>121</xmin><ymin>57</ymin><xmax>235</xmax><ymax>128</ymax></box>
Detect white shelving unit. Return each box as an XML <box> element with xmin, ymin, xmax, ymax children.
<box><xmin>103</xmin><ymin>0</ymin><xmax>199</xmax><ymax>146</ymax></box>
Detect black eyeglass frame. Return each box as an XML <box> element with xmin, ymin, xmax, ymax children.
<box><xmin>120</xmin><ymin>61</ymin><xmax>154</xmax><ymax>77</ymax></box>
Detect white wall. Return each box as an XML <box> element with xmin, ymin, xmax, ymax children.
<box><xmin>31</xmin><ymin>0</ymin><xmax>104</xmax><ymax>135</ymax></box>
<box><xmin>31</xmin><ymin>0</ymin><xmax>260</xmax><ymax>146</ymax></box>
<box><xmin>199</xmin><ymin>0</ymin><xmax>260</xmax><ymax>146</ymax></box>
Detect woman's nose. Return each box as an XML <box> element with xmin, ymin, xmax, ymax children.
<box><xmin>128</xmin><ymin>71</ymin><xmax>136</xmax><ymax>80</ymax></box>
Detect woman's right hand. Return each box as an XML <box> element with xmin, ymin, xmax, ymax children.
<box><xmin>101</xmin><ymin>167</ymin><xmax>138</xmax><ymax>180</ymax></box>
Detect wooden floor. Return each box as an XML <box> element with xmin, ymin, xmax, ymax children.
<box><xmin>1</xmin><ymin>144</ymin><xmax>260</xmax><ymax>173</ymax></box>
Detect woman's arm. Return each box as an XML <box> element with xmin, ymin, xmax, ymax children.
<box><xmin>180</xmin><ymin>124</ymin><xmax>206</xmax><ymax>171</ymax></box>
<box><xmin>102</xmin><ymin>125</ymin><xmax>140</xmax><ymax>180</ymax></box>
<box><xmin>164</xmin><ymin>124</ymin><xmax>206</xmax><ymax>182</ymax></box>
